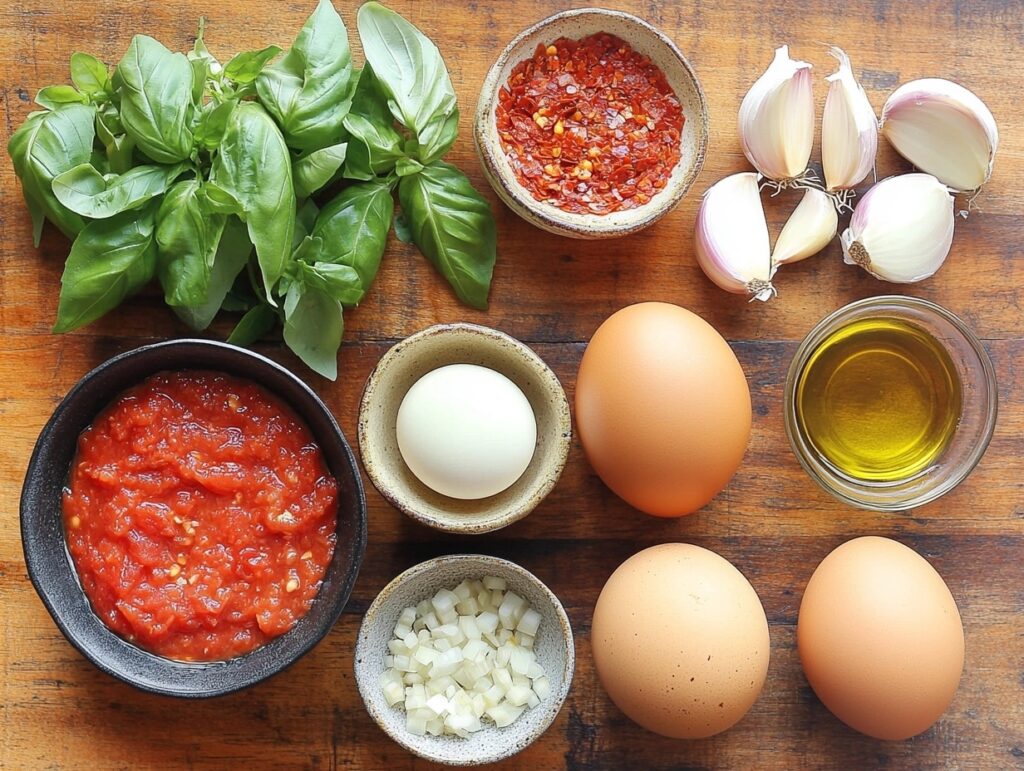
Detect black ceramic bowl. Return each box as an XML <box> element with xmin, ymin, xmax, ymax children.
<box><xmin>20</xmin><ymin>339</ymin><xmax>366</xmax><ymax>698</ymax></box>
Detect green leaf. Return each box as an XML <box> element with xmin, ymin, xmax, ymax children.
<box><xmin>398</xmin><ymin>161</ymin><xmax>495</xmax><ymax>310</ymax></box>
<box><xmin>295</xmin><ymin>260</ymin><xmax>364</xmax><ymax>305</ymax></box>
<box><xmin>212</xmin><ymin>102</ymin><xmax>295</xmax><ymax>303</ymax></box>
<box><xmin>256</xmin><ymin>0</ymin><xmax>355</xmax><ymax>151</ymax></box>
<box><xmin>309</xmin><ymin>180</ymin><xmax>393</xmax><ymax>290</ymax></box>
<box><xmin>296</xmin><ymin>197</ymin><xmax>319</xmax><ymax>239</ymax></box>
<box><xmin>174</xmin><ymin>216</ymin><xmax>252</xmax><ymax>331</ymax></box>
<box><xmin>115</xmin><ymin>35</ymin><xmax>194</xmax><ymax>163</ymax></box>
<box><xmin>228</xmin><ymin>302</ymin><xmax>278</xmax><ymax>345</ymax></box>
<box><xmin>395</xmin><ymin>155</ymin><xmax>424</xmax><ymax>177</ymax></box>
<box><xmin>193</xmin><ymin>99</ymin><xmax>236</xmax><ymax>149</ymax></box>
<box><xmin>342</xmin><ymin>113</ymin><xmax>405</xmax><ymax>180</ymax></box>
<box><xmin>53</xmin><ymin>162</ymin><xmax>189</xmax><ymax>218</ymax></box>
<box><xmin>356</xmin><ymin>2</ymin><xmax>458</xmax><ymax>163</ymax></box>
<box><xmin>225</xmin><ymin>46</ymin><xmax>282</xmax><ymax>84</ymax></box>
<box><xmin>293</xmin><ymin>142</ymin><xmax>347</xmax><ymax>198</ymax></box>
<box><xmin>198</xmin><ymin>182</ymin><xmax>244</xmax><ymax>215</ymax></box>
<box><xmin>282</xmin><ymin>282</ymin><xmax>343</xmax><ymax>379</ymax></box>
<box><xmin>7</xmin><ymin>103</ymin><xmax>96</xmax><ymax>245</ymax></box>
<box><xmin>393</xmin><ymin>209</ymin><xmax>412</xmax><ymax>243</ymax></box>
<box><xmin>35</xmin><ymin>85</ymin><xmax>88</xmax><ymax>110</ymax></box>
<box><xmin>70</xmin><ymin>52</ymin><xmax>110</xmax><ymax>97</ymax></box>
<box><xmin>53</xmin><ymin>203</ymin><xmax>158</xmax><ymax>332</ymax></box>
<box><xmin>156</xmin><ymin>179</ymin><xmax>225</xmax><ymax>307</ymax></box>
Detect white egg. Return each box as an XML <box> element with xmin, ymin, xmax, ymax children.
<box><xmin>396</xmin><ymin>364</ymin><xmax>537</xmax><ymax>500</ymax></box>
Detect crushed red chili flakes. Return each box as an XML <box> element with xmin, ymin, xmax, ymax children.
<box><xmin>495</xmin><ymin>33</ymin><xmax>685</xmax><ymax>215</ymax></box>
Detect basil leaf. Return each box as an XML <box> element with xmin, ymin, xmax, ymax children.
<box><xmin>115</xmin><ymin>35</ymin><xmax>194</xmax><ymax>163</ymax></box>
<box><xmin>296</xmin><ymin>197</ymin><xmax>319</xmax><ymax>240</ymax></box>
<box><xmin>53</xmin><ymin>203</ymin><xmax>158</xmax><ymax>332</ymax></box>
<box><xmin>156</xmin><ymin>179</ymin><xmax>225</xmax><ymax>307</ymax></box>
<box><xmin>199</xmin><ymin>182</ymin><xmax>244</xmax><ymax>215</ymax></box>
<box><xmin>282</xmin><ymin>282</ymin><xmax>343</xmax><ymax>380</ymax></box>
<box><xmin>53</xmin><ymin>162</ymin><xmax>189</xmax><ymax>218</ymax></box>
<box><xmin>256</xmin><ymin>0</ymin><xmax>355</xmax><ymax>151</ymax></box>
<box><xmin>70</xmin><ymin>52</ymin><xmax>110</xmax><ymax>97</ymax></box>
<box><xmin>393</xmin><ymin>209</ymin><xmax>413</xmax><ymax>243</ymax></box>
<box><xmin>193</xmin><ymin>99</ymin><xmax>236</xmax><ymax>149</ymax></box>
<box><xmin>228</xmin><ymin>302</ymin><xmax>278</xmax><ymax>345</ymax></box>
<box><xmin>7</xmin><ymin>103</ymin><xmax>96</xmax><ymax>245</ymax></box>
<box><xmin>342</xmin><ymin>113</ymin><xmax>404</xmax><ymax>180</ymax></box>
<box><xmin>295</xmin><ymin>260</ymin><xmax>364</xmax><ymax>306</ymax></box>
<box><xmin>174</xmin><ymin>215</ymin><xmax>252</xmax><ymax>331</ymax></box>
<box><xmin>293</xmin><ymin>142</ymin><xmax>347</xmax><ymax>198</ymax></box>
<box><xmin>212</xmin><ymin>102</ymin><xmax>295</xmax><ymax>302</ymax></box>
<box><xmin>356</xmin><ymin>2</ymin><xmax>458</xmax><ymax>163</ymax></box>
<box><xmin>225</xmin><ymin>46</ymin><xmax>282</xmax><ymax>84</ymax></box>
<box><xmin>309</xmin><ymin>180</ymin><xmax>393</xmax><ymax>290</ymax></box>
<box><xmin>398</xmin><ymin>161</ymin><xmax>495</xmax><ymax>310</ymax></box>
<box><xmin>35</xmin><ymin>85</ymin><xmax>88</xmax><ymax>110</ymax></box>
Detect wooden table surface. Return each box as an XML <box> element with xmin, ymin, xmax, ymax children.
<box><xmin>2</xmin><ymin>1</ymin><xmax>1022</xmax><ymax>768</ymax></box>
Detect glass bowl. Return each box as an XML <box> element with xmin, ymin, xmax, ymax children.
<box><xmin>784</xmin><ymin>296</ymin><xmax>997</xmax><ymax>511</ymax></box>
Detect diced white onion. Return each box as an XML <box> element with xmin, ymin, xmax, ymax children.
<box><xmin>381</xmin><ymin>577</ymin><xmax>549</xmax><ymax>737</ymax></box>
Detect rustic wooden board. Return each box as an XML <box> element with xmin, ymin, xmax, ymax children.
<box><xmin>1</xmin><ymin>1</ymin><xmax>1022</xmax><ymax>769</ymax></box>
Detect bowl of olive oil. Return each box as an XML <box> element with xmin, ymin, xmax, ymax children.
<box><xmin>784</xmin><ymin>296</ymin><xmax>997</xmax><ymax>510</ymax></box>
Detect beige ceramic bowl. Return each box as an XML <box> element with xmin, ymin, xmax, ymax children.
<box><xmin>354</xmin><ymin>554</ymin><xmax>575</xmax><ymax>766</ymax></box>
<box><xmin>358</xmin><ymin>323</ymin><xmax>571</xmax><ymax>534</ymax></box>
<box><xmin>475</xmin><ymin>7</ymin><xmax>709</xmax><ymax>239</ymax></box>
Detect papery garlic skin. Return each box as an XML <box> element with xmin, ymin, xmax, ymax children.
<box><xmin>772</xmin><ymin>188</ymin><xmax>839</xmax><ymax>266</ymax></box>
<box><xmin>840</xmin><ymin>173</ymin><xmax>954</xmax><ymax>283</ymax></box>
<box><xmin>739</xmin><ymin>46</ymin><xmax>814</xmax><ymax>182</ymax></box>
<box><xmin>695</xmin><ymin>172</ymin><xmax>774</xmax><ymax>301</ymax></box>
<box><xmin>881</xmin><ymin>78</ymin><xmax>998</xmax><ymax>192</ymax></box>
<box><xmin>822</xmin><ymin>47</ymin><xmax>877</xmax><ymax>191</ymax></box>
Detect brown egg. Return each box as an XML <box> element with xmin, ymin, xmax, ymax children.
<box><xmin>797</xmin><ymin>536</ymin><xmax>964</xmax><ymax>740</ymax></box>
<box><xmin>575</xmin><ymin>302</ymin><xmax>751</xmax><ymax>517</ymax></box>
<box><xmin>591</xmin><ymin>543</ymin><xmax>770</xmax><ymax>738</ymax></box>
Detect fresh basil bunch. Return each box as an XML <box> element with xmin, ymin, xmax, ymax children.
<box><xmin>7</xmin><ymin>0</ymin><xmax>497</xmax><ymax>379</ymax></box>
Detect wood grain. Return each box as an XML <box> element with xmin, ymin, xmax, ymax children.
<box><xmin>1</xmin><ymin>1</ymin><xmax>1022</xmax><ymax>769</ymax></box>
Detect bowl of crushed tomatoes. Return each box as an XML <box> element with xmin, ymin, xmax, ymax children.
<box><xmin>475</xmin><ymin>8</ymin><xmax>709</xmax><ymax>239</ymax></box>
<box><xmin>20</xmin><ymin>339</ymin><xmax>366</xmax><ymax>697</ymax></box>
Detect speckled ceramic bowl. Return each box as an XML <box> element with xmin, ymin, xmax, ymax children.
<box><xmin>20</xmin><ymin>339</ymin><xmax>366</xmax><ymax>697</ymax></box>
<box><xmin>358</xmin><ymin>323</ymin><xmax>571</xmax><ymax>534</ymax></box>
<box><xmin>354</xmin><ymin>554</ymin><xmax>575</xmax><ymax>765</ymax></box>
<box><xmin>475</xmin><ymin>7</ymin><xmax>708</xmax><ymax>239</ymax></box>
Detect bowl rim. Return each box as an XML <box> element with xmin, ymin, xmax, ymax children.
<box><xmin>358</xmin><ymin>322</ymin><xmax>572</xmax><ymax>534</ymax></box>
<box><xmin>474</xmin><ymin>6</ymin><xmax>709</xmax><ymax>238</ymax></box>
<box><xmin>20</xmin><ymin>338</ymin><xmax>367</xmax><ymax>698</ymax></box>
<box><xmin>783</xmin><ymin>295</ymin><xmax>999</xmax><ymax>511</ymax></box>
<box><xmin>353</xmin><ymin>553</ymin><xmax>576</xmax><ymax>765</ymax></box>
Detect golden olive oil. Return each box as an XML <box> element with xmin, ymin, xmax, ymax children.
<box><xmin>795</xmin><ymin>318</ymin><xmax>962</xmax><ymax>482</ymax></box>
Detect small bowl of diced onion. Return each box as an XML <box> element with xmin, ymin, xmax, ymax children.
<box><xmin>353</xmin><ymin>554</ymin><xmax>574</xmax><ymax>765</ymax></box>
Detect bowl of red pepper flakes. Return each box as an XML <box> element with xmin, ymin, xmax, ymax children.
<box><xmin>475</xmin><ymin>8</ymin><xmax>708</xmax><ymax>239</ymax></box>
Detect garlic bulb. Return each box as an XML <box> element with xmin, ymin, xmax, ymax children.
<box><xmin>821</xmin><ymin>47</ymin><xmax>877</xmax><ymax>192</ymax></box>
<box><xmin>881</xmin><ymin>78</ymin><xmax>998</xmax><ymax>192</ymax></box>
<box><xmin>840</xmin><ymin>173</ymin><xmax>955</xmax><ymax>283</ymax></box>
<box><xmin>738</xmin><ymin>46</ymin><xmax>815</xmax><ymax>183</ymax></box>
<box><xmin>695</xmin><ymin>172</ymin><xmax>774</xmax><ymax>301</ymax></box>
<box><xmin>772</xmin><ymin>188</ymin><xmax>839</xmax><ymax>266</ymax></box>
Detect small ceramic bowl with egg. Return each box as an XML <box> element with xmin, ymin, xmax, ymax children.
<box><xmin>358</xmin><ymin>323</ymin><xmax>571</xmax><ymax>534</ymax></box>
<box><xmin>354</xmin><ymin>554</ymin><xmax>575</xmax><ymax>765</ymax></box>
<box><xmin>475</xmin><ymin>8</ymin><xmax>709</xmax><ymax>239</ymax></box>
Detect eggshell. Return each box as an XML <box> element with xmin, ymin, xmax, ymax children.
<box><xmin>575</xmin><ymin>302</ymin><xmax>751</xmax><ymax>517</ymax></box>
<box><xmin>591</xmin><ymin>543</ymin><xmax>770</xmax><ymax>739</ymax></box>
<box><xmin>797</xmin><ymin>536</ymin><xmax>964</xmax><ymax>741</ymax></box>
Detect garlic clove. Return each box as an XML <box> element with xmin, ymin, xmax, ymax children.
<box><xmin>881</xmin><ymin>78</ymin><xmax>998</xmax><ymax>192</ymax></box>
<box><xmin>695</xmin><ymin>172</ymin><xmax>774</xmax><ymax>301</ymax></box>
<box><xmin>772</xmin><ymin>188</ymin><xmax>839</xmax><ymax>266</ymax></box>
<box><xmin>840</xmin><ymin>173</ymin><xmax>955</xmax><ymax>283</ymax></box>
<box><xmin>739</xmin><ymin>45</ymin><xmax>815</xmax><ymax>183</ymax></box>
<box><xmin>821</xmin><ymin>46</ymin><xmax>877</xmax><ymax>192</ymax></box>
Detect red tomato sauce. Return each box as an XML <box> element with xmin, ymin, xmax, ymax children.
<box><xmin>63</xmin><ymin>370</ymin><xmax>338</xmax><ymax>661</ymax></box>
